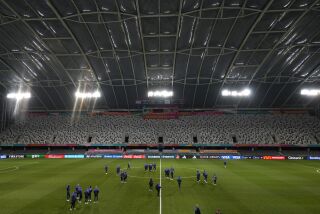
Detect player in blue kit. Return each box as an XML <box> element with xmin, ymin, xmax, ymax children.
<box><xmin>170</xmin><ymin>167</ymin><xmax>175</xmax><ymax>180</ymax></box>
<box><xmin>120</xmin><ymin>171</ymin><xmax>124</xmax><ymax>183</ymax></box>
<box><xmin>70</xmin><ymin>191</ymin><xmax>77</xmax><ymax>210</ymax></box>
<box><xmin>164</xmin><ymin>168</ymin><xmax>170</xmax><ymax>179</ymax></box>
<box><xmin>149</xmin><ymin>163</ymin><xmax>152</xmax><ymax>172</ymax></box>
<box><xmin>94</xmin><ymin>186</ymin><xmax>99</xmax><ymax>203</ymax></box>
<box><xmin>88</xmin><ymin>186</ymin><xmax>92</xmax><ymax>202</ymax></box>
<box><xmin>212</xmin><ymin>174</ymin><xmax>217</xmax><ymax>185</ymax></box>
<box><xmin>149</xmin><ymin>178</ymin><xmax>154</xmax><ymax>191</ymax></box>
<box><xmin>203</xmin><ymin>170</ymin><xmax>208</xmax><ymax>183</ymax></box>
<box><xmin>84</xmin><ymin>188</ymin><xmax>89</xmax><ymax>204</ymax></box>
<box><xmin>152</xmin><ymin>163</ymin><xmax>156</xmax><ymax>171</ymax></box>
<box><xmin>144</xmin><ymin>163</ymin><xmax>148</xmax><ymax>171</ymax></box>
<box><xmin>78</xmin><ymin>186</ymin><xmax>83</xmax><ymax>203</ymax></box>
<box><xmin>66</xmin><ymin>184</ymin><xmax>70</xmax><ymax>201</ymax></box>
<box><xmin>75</xmin><ymin>184</ymin><xmax>80</xmax><ymax>199</ymax></box>
<box><xmin>124</xmin><ymin>171</ymin><xmax>128</xmax><ymax>183</ymax></box>
<box><xmin>194</xmin><ymin>205</ymin><xmax>201</xmax><ymax>214</ymax></box>
<box><xmin>196</xmin><ymin>170</ymin><xmax>200</xmax><ymax>183</ymax></box>
<box><xmin>155</xmin><ymin>183</ymin><xmax>161</xmax><ymax>196</ymax></box>
<box><xmin>177</xmin><ymin>176</ymin><xmax>182</xmax><ymax>191</ymax></box>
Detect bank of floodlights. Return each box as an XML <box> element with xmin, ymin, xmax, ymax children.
<box><xmin>221</xmin><ymin>88</ymin><xmax>251</xmax><ymax>97</ymax></box>
<box><xmin>300</xmin><ymin>89</ymin><xmax>320</xmax><ymax>96</ymax></box>
<box><xmin>148</xmin><ymin>90</ymin><xmax>173</xmax><ymax>98</ymax></box>
<box><xmin>6</xmin><ymin>92</ymin><xmax>31</xmax><ymax>100</ymax></box>
<box><xmin>75</xmin><ymin>90</ymin><xmax>101</xmax><ymax>98</ymax></box>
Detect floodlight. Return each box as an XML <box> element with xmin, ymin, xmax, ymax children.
<box><xmin>148</xmin><ymin>91</ymin><xmax>154</xmax><ymax>97</ymax></box>
<box><xmin>147</xmin><ymin>90</ymin><xmax>173</xmax><ymax>98</ymax></box>
<box><xmin>300</xmin><ymin>89</ymin><xmax>320</xmax><ymax>96</ymax></box>
<box><xmin>6</xmin><ymin>92</ymin><xmax>31</xmax><ymax>100</ymax></box>
<box><xmin>221</xmin><ymin>88</ymin><xmax>251</xmax><ymax>97</ymax></box>
<box><xmin>75</xmin><ymin>90</ymin><xmax>101</xmax><ymax>98</ymax></box>
<box><xmin>242</xmin><ymin>88</ymin><xmax>251</xmax><ymax>96</ymax></box>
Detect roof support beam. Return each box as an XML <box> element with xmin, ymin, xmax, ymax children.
<box><xmin>212</xmin><ymin>0</ymin><xmax>275</xmax><ymax>107</ymax></box>
<box><xmin>253</xmin><ymin>1</ymin><xmax>320</xmax><ymax>108</ymax></box>
<box><xmin>135</xmin><ymin>0</ymin><xmax>150</xmax><ymax>89</ymax></box>
<box><xmin>47</xmin><ymin>0</ymin><xmax>112</xmax><ymax>109</ymax></box>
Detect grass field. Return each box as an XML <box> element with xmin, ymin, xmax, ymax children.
<box><xmin>0</xmin><ymin>159</ymin><xmax>320</xmax><ymax>214</ymax></box>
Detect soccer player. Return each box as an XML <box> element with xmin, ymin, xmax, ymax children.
<box><xmin>124</xmin><ymin>171</ymin><xmax>128</xmax><ymax>183</ymax></box>
<box><xmin>152</xmin><ymin>163</ymin><xmax>156</xmax><ymax>171</ymax></box>
<box><xmin>164</xmin><ymin>168</ymin><xmax>170</xmax><ymax>179</ymax></box>
<box><xmin>155</xmin><ymin>183</ymin><xmax>161</xmax><ymax>197</ymax></box>
<box><xmin>149</xmin><ymin>163</ymin><xmax>153</xmax><ymax>172</ymax></box>
<box><xmin>170</xmin><ymin>167</ymin><xmax>174</xmax><ymax>180</ymax></box>
<box><xmin>78</xmin><ymin>186</ymin><xmax>83</xmax><ymax>203</ymax></box>
<box><xmin>66</xmin><ymin>184</ymin><xmax>71</xmax><ymax>201</ymax></box>
<box><xmin>75</xmin><ymin>184</ymin><xmax>80</xmax><ymax>199</ymax></box>
<box><xmin>194</xmin><ymin>205</ymin><xmax>201</xmax><ymax>214</ymax></box>
<box><xmin>224</xmin><ymin>160</ymin><xmax>227</xmax><ymax>168</ymax></box>
<box><xmin>105</xmin><ymin>165</ymin><xmax>108</xmax><ymax>174</ymax></box>
<box><xmin>70</xmin><ymin>191</ymin><xmax>77</xmax><ymax>211</ymax></box>
<box><xmin>88</xmin><ymin>186</ymin><xmax>92</xmax><ymax>202</ymax></box>
<box><xmin>116</xmin><ymin>165</ymin><xmax>121</xmax><ymax>175</ymax></box>
<box><xmin>127</xmin><ymin>162</ymin><xmax>131</xmax><ymax>170</ymax></box>
<box><xmin>84</xmin><ymin>188</ymin><xmax>89</xmax><ymax>204</ymax></box>
<box><xmin>144</xmin><ymin>163</ymin><xmax>148</xmax><ymax>171</ymax></box>
<box><xmin>120</xmin><ymin>171</ymin><xmax>124</xmax><ymax>183</ymax></box>
<box><xmin>196</xmin><ymin>170</ymin><xmax>200</xmax><ymax>183</ymax></box>
<box><xmin>149</xmin><ymin>178</ymin><xmax>154</xmax><ymax>191</ymax></box>
<box><xmin>203</xmin><ymin>170</ymin><xmax>208</xmax><ymax>183</ymax></box>
<box><xmin>212</xmin><ymin>174</ymin><xmax>217</xmax><ymax>185</ymax></box>
<box><xmin>94</xmin><ymin>186</ymin><xmax>99</xmax><ymax>203</ymax></box>
<box><xmin>177</xmin><ymin>176</ymin><xmax>182</xmax><ymax>191</ymax></box>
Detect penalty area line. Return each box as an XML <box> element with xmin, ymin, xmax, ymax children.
<box><xmin>0</xmin><ymin>166</ymin><xmax>19</xmax><ymax>173</ymax></box>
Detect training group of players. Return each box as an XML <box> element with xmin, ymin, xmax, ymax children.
<box><xmin>66</xmin><ymin>184</ymin><xmax>100</xmax><ymax>210</ymax></box>
<box><xmin>66</xmin><ymin>160</ymin><xmax>226</xmax><ymax>212</ymax></box>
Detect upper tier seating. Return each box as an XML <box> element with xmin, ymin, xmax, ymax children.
<box><xmin>0</xmin><ymin>114</ymin><xmax>319</xmax><ymax>145</ymax></box>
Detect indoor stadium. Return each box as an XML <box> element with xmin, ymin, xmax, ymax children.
<box><xmin>0</xmin><ymin>0</ymin><xmax>320</xmax><ymax>213</ymax></box>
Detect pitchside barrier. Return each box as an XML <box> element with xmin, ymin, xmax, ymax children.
<box><xmin>0</xmin><ymin>154</ymin><xmax>319</xmax><ymax>160</ymax></box>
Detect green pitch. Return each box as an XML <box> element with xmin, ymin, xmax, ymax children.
<box><xmin>0</xmin><ymin>159</ymin><xmax>320</xmax><ymax>214</ymax></box>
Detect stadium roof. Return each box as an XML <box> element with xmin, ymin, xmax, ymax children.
<box><xmin>0</xmin><ymin>0</ymin><xmax>320</xmax><ymax>110</ymax></box>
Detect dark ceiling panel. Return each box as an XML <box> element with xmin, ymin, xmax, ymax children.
<box><xmin>0</xmin><ymin>0</ymin><xmax>319</xmax><ymax>110</ymax></box>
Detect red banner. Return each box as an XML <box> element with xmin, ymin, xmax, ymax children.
<box><xmin>123</xmin><ymin>155</ymin><xmax>146</xmax><ymax>159</ymax></box>
<box><xmin>45</xmin><ymin>154</ymin><xmax>65</xmax><ymax>159</ymax></box>
<box><xmin>263</xmin><ymin>156</ymin><xmax>285</xmax><ymax>160</ymax></box>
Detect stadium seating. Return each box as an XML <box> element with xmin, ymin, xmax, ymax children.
<box><xmin>0</xmin><ymin>114</ymin><xmax>319</xmax><ymax>145</ymax></box>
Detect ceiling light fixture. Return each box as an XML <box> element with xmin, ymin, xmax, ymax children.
<box><xmin>148</xmin><ymin>90</ymin><xmax>173</xmax><ymax>98</ymax></box>
<box><xmin>75</xmin><ymin>90</ymin><xmax>101</xmax><ymax>98</ymax></box>
<box><xmin>221</xmin><ymin>88</ymin><xmax>251</xmax><ymax>97</ymax></box>
<box><xmin>6</xmin><ymin>92</ymin><xmax>31</xmax><ymax>100</ymax></box>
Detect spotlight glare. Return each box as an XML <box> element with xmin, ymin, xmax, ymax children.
<box><xmin>147</xmin><ymin>90</ymin><xmax>173</xmax><ymax>98</ymax></box>
<box><xmin>75</xmin><ymin>90</ymin><xmax>101</xmax><ymax>98</ymax></box>
<box><xmin>221</xmin><ymin>88</ymin><xmax>251</xmax><ymax>97</ymax></box>
<box><xmin>221</xmin><ymin>90</ymin><xmax>229</xmax><ymax>96</ymax></box>
<box><xmin>148</xmin><ymin>91</ymin><xmax>154</xmax><ymax>97</ymax></box>
<box><xmin>300</xmin><ymin>89</ymin><xmax>320</xmax><ymax>96</ymax></box>
<box><xmin>7</xmin><ymin>92</ymin><xmax>31</xmax><ymax>100</ymax></box>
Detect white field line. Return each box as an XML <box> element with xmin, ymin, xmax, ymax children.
<box><xmin>0</xmin><ymin>166</ymin><xmax>19</xmax><ymax>173</ymax></box>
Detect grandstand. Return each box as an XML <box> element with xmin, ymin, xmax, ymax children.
<box><xmin>1</xmin><ymin>112</ymin><xmax>320</xmax><ymax>145</ymax></box>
